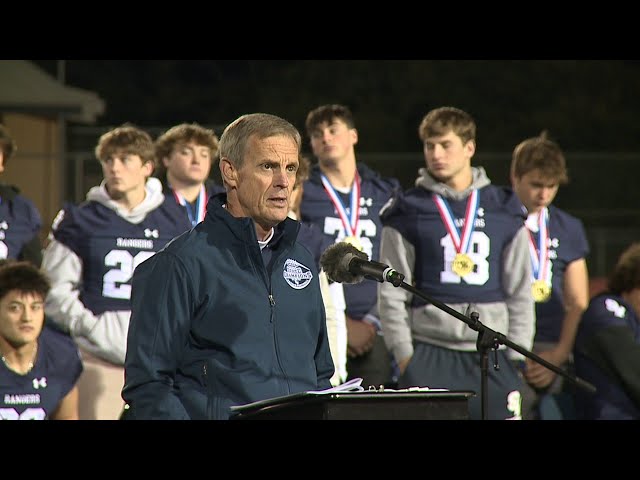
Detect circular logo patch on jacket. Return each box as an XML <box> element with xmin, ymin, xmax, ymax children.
<box><xmin>283</xmin><ymin>258</ymin><xmax>313</xmax><ymax>290</ymax></box>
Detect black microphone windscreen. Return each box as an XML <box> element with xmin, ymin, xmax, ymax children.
<box><xmin>320</xmin><ymin>242</ymin><xmax>368</xmax><ymax>284</ymax></box>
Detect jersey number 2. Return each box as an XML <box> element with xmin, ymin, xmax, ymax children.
<box><xmin>103</xmin><ymin>250</ymin><xmax>155</xmax><ymax>299</ymax></box>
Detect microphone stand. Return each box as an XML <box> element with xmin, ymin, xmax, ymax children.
<box><xmin>385</xmin><ymin>275</ymin><xmax>596</xmax><ymax>420</ymax></box>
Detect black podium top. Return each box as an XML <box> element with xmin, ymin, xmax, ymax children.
<box><xmin>230</xmin><ymin>390</ymin><xmax>475</xmax><ymax>420</ymax></box>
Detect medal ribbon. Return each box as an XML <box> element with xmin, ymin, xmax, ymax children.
<box><xmin>433</xmin><ymin>189</ymin><xmax>479</xmax><ymax>256</ymax></box>
<box><xmin>172</xmin><ymin>185</ymin><xmax>208</xmax><ymax>227</ymax></box>
<box><xmin>527</xmin><ymin>207</ymin><xmax>550</xmax><ymax>282</ymax></box>
<box><xmin>321</xmin><ymin>171</ymin><xmax>361</xmax><ymax>239</ymax></box>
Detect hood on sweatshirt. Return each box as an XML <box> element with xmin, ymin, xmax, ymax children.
<box><xmin>85</xmin><ymin>177</ymin><xmax>165</xmax><ymax>224</ymax></box>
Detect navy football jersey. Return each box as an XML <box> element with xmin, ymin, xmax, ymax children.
<box><xmin>381</xmin><ymin>185</ymin><xmax>526</xmax><ymax>305</ymax></box>
<box><xmin>50</xmin><ymin>197</ymin><xmax>191</xmax><ymax>315</ymax></box>
<box><xmin>0</xmin><ymin>184</ymin><xmax>42</xmax><ymax>264</ymax></box>
<box><xmin>162</xmin><ymin>177</ymin><xmax>225</xmax><ymax>227</ymax></box>
<box><xmin>573</xmin><ymin>293</ymin><xmax>640</xmax><ymax>419</ymax></box>
<box><xmin>300</xmin><ymin>163</ymin><xmax>400</xmax><ymax>319</ymax></box>
<box><xmin>0</xmin><ymin>325</ymin><xmax>82</xmax><ymax>420</ymax></box>
<box><xmin>296</xmin><ymin>221</ymin><xmax>324</xmax><ymax>269</ymax></box>
<box><xmin>530</xmin><ymin>205</ymin><xmax>589</xmax><ymax>343</ymax></box>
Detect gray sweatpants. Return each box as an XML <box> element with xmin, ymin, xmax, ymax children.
<box><xmin>400</xmin><ymin>341</ymin><xmax>524</xmax><ymax>420</ymax></box>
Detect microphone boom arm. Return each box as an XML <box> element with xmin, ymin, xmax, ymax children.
<box><xmin>387</xmin><ymin>277</ymin><xmax>596</xmax><ymax>419</ymax></box>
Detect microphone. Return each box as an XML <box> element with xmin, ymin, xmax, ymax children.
<box><xmin>319</xmin><ymin>242</ymin><xmax>405</xmax><ymax>287</ymax></box>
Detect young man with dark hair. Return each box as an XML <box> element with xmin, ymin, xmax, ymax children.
<box><xmin>573</xmin><ymin>242</ymin><xmax>640</xmax><ymax>419</ymax></box>
<box><xmin>300</xmin><ymin>104</ymin><xmax>401</xmax><ymax>389</ymax></box>
<box><xmin>0</xmin><ymin>260</ymin><xmax>82</xmax><ymax>420</ymax></box>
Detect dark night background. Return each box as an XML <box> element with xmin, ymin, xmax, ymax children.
<box><xmin>28</xmin><ymin>60</ymin><xmax>640</xmax><ymax>242</ymax></box>
<box><xmin>31</xmin><ymin>59</ymin><xmax>640</xmax><ymax>208</ymax></box>
<box><xmin>31</xmin><ymin>59</ymin><xmax>640</xmax><ymax>152</ymax></box>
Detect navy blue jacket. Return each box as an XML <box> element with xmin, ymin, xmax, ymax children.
<box><xmin>123</xmin><ymin>193</ymin><xmax>334</xmax><ymax>419</ymax></box>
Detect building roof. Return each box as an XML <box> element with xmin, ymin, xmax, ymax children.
<box><xmin>0</xmin><ymin>60</ymin><xmax>105</xmax><ymax>123</ymax></box>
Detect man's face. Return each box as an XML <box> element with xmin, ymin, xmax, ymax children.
<box><xmin>230</xmin><ymin>134</ymin><xmax>299</xmax><ymax>231</ymax></box>
<box><xmin>423</xmin><ymin>130</ymin><xmax>475</xmax><ymax>187</ymax></box>
<box><xmin>163</xmin><ymin>141</ymin><xmax>212</xmax><ymax>186</ymax></box>
<box><xmin>100</xmin><ymin>151</ymin><xmax>153</xmax><ymax>200</ymax></box>
<box><xmin>0</xmin><ymin>290</ymin><xmax>44</xmax><ymax>349</ymax></box>
<box><xmin>512</xmin><ymin>169</ymin><xmax>559</xmax><ymax>214</ymax></box>
<box><xmin>309</xmin><ymin>119</ymin><xmax>357</xmax><ymax>165</ymax></box>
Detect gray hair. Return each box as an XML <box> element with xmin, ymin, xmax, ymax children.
<box><xmin>219</xmin><ymin>113</ymin><xmax>302</xmax><ymax>169</ymax></box>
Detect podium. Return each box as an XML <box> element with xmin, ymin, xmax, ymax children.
<box><xmin>230</xmin><ymin>390</ymin><xmax>475</xmax><ymax>420</ymax></box>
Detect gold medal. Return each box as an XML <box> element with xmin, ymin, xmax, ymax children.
<box><xmin>532</xmin><ymin>279</ymin><xmax>552</xmax><ymax>303</ymax></box>
<box><xmin>344</xmin><ymin>236</ymin><xmax>363</xmax><ymax>251</ymax></box>
<box><xmin>452</xmin><ymin>253</ymin><xmax>474</xmax><ymax>277</ymax></box>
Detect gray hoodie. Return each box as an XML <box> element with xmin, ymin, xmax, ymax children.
<box><xmin>41</xmin><ymin>178</ymin><xmax>166</xmax><ymax>365</ymax></box>
<box><xmin>378</xmin><ymin>167</ymin><xmax>535</xmax><ymax>363</ymax></box>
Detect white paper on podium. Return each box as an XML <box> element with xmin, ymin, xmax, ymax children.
<box><xmin>306</xmin><ymin>377</ymin><xmax>364</xmax><ymax>394</ymax></box>
<box><xmin>229</xmin><ymin>378</ymin><xmax>365</xmax><ymax>412</ymax></box>
<box><xmin>229</xmin><ymin>378</ymin><xmax>449</xmax><ymax>413</ymax></box>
